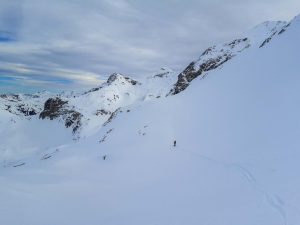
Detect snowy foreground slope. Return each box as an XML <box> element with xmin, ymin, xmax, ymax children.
<box><xmin>1</xmin><ymin>15</ymin><xmax>300</xmax><ymax>225</ymax></box>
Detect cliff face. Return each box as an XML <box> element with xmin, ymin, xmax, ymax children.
<box><xmin>169</xmin><ymin>21</ymin><xmax>287</xmax><ymax>95</ymax></box>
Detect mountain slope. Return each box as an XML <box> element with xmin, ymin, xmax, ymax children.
<box><xmin>1</xmin><ymin>14</ymin><xmax>300</xmax><ymax>225</ymax></box>
<box><xmin>169</xmin><ymin>20</ymin><xmax>287</xmax><ymax>95</ymax></box>
<box><xmin>0</xmin><ymin>69</ymin><xmax>176</xmax><ymax>163</ymax></box>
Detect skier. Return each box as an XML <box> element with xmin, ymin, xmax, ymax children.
<box><xmin>173</xmin><ymin>140</ymin><xmax>176</xmax><ymax>147</ymax></box>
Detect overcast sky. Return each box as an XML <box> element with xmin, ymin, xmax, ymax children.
<box><xmin>0</xmin><ymin>0</ymin><xmax>300</xmax><ymax>93</ymax></box>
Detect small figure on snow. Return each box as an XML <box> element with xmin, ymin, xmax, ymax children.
<box><xmin>173</xmin><ymin>140</ymin><xmax>177</xmax><ymax>147</ymax></box>
<box><xmin>102</xmin><ymin>155</ymin><xmax>107</xmax><ymax>160</ymax></box>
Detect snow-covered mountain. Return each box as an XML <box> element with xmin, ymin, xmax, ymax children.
<box><xmin>0</xmin><ymin>69</ymin><xmax>177</xmax><ymax>162</ymax></box>
<box><xmin>1</xmin><ymin>14</ymin><xmax>300</xmax><ymax>225</ymax></box>
<box><xmin>169</xmin><ymin>20</ymin><xmax>287</xmax><ymax>95</ymax></box>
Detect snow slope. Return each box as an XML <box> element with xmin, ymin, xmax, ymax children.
<box><xmin>1</xmin><ymin>14</ymin><xmax>300</xmax><ymax>225</ymax></box>
<box><xmin>169</xmin><ymin>20</ymin><xmax>287</xmax><ymax>95</ymax></box>
<box><xmin>0</xmin><ymin>69</ymin><xmax>177</xmax><ymax>163</ymax></box>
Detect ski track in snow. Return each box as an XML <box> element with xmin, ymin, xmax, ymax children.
<box><xmin>176</xmin><ymin>147</ymin><xmax>300</xmax><ymax>225</ymax></box>
<box><xmin>2</xmin><ymin>14</ymin><xmax>300</xmax><ymax>225</ymax></box>
<box><xmin>231</xmin><ymin>163</ymin><xmax>288</xmax><ymax>225</ymax></box>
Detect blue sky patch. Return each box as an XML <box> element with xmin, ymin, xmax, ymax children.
<box><xmin>0</xmin><ymin>32</ymin><xmax>15</xmax><ymax>42</ymax></box>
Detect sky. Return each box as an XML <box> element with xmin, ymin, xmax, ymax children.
<box><xmin>0</xmin><ymin>0</ymin><xmax>300</xmax><ymax>93</ymax></box>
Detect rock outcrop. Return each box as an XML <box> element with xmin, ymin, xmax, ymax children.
<box><xmin>39</xmin><ymin>97</ymin><xmax>82</xmax><ymax>134</ymax></box>
<box><xmin>107</xmin><ymin>73</ymin><xmax>139</xmax><ymax>86</ymax></box>
<box><xmin>39</xmin><ymin>98</ymin><xmax>68</xmax><ymax>120</ymax></box>
<box><xmin>169</xmin><ymin>38</ymin><xmax>250</xmax><ymax>95</ymax></box>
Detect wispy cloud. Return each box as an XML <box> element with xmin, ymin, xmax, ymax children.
<box><xmin>0</xmin><ymin>0</ymin><xmax>300</xmax><ymax>93</ymax></box>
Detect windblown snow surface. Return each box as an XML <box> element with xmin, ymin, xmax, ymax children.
<box><xmin>0</xmin><ymin>15</ymin><xmax>300</xmax><ymax>225</ymax></box>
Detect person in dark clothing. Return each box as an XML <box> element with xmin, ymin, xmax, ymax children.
<box><xmin>173</xmin><ymin>140</ymin><xmax>176</xmax><ymax>147</ymax></box>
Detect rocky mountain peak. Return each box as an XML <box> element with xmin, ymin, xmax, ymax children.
<box><xmin>107</xmin><ymin>73</ymin><xmax>139</xmax><ymax>86</ymax></box>
<box><xmin>107</xmin><ymin>73</ymin><xmax>121</xmax><ymax>84</ymax></box>
<box><xmin>168</xmin><ymin>18</ymin><xmax>292</xmax><ymax>96</ymax></box>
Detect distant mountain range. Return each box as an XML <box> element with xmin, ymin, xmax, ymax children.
<box><xmin>1</xmin><ymin>13</ymin><xmax>300</xmax><ymax>225</ymax></box>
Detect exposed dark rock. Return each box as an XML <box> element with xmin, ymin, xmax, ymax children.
<box><xmin>5</xmin><ymin>105</ymin><xmax>11</xmax><ymax>111</ymax></box>
<box><xmin>39</xmin><ymin>97</ymin><xmax>82</xmax><ymax>134</ymax></box>
<box><xmin>154</xmin><ymin>72</ymin><xmax>170</xmax><ymax>78</ymax></box>
<box><xmin>107</xmin><ymin>73</ymin><xmax>119</xmax><ymax>84</ymax></box>
<box><xmin>103</xmin><ymin>108</ymin><xmax>121</xmax><ymax>126</ymax></box>
<box><xmin>99</xmin><ymin>135</ymin><xmax>107</xmax><ymax>143</ymax></box>
<box><xmin>96</xmin><ymin>109</ymin><xmax>111</xmax><ymax>116</ymax></box>
<box><xmin>17</xmin><ymin>104</ymin><xmax>37</xmax><ymax>116</ymax></box>
<box><xmin>99</xmin><ymin>128</ymin><xmax>114</xmax><ymax>143</ymax></box>
<box><xmin>153</xmin><ymin>68</ymin><xmax>171</xmax><ymax>78</ymax></box>
<box><xmin>0</xmin><ymin>94</ymin><xmax>20</xmax><ymax>102</ymax></box>
<box><xmin>3</xmin><ymin>102</ymin><xmax>38</xmax><ymax>116</ymax></box>
<box><xmin>107</xmin><ymin>128</ymin><xmax>114</xmax><ymax>134</ymax></box>
<box><xmin>259</xmin><ymin>32</ymin><xmax>277</xmax><ymax>48</ymax></box>
<box><xmin>39</xmin><ymin>98</ymin><xmax>68</xmax><ymax>120</ymax></box>
<box><xmin>278</xmin><ymin>29</ymin><xmax>286</xmax><ymax>35</ymax></box>
<box><xmin>124</xmin><ymin>76</ymin><xmax>138</xmax><ymax>85</ymax></box>
<box><xmin>13</xmin><ymin>162</ymin><xmax>26</xmax><ymax>167</ymax></box>
<box><xmin>200</xmin><ymin>47</ymin><xmax>213</xmax><ymax>56</ymax></box>
<box><xmin>83</xmin><ymin>86</ymin><xmax>103</xmax><ymax>95</ymax></box>
<box><xmin>169</xmin><ymin>38</ymin><xmax>250</xmax><ymax>95</ymax></box>
<box><xmin>278</xmin><ymin>23</ymin><xmax>291</xmax><ymax>35</ymax></box>
<box><xmin>228</xmin><ymin>38</ymin><xmax>248</xmax><ymax>48</ymax></box>
<box><xmin>169</xmin><ymin>55</ymin><xmax>232</xmax><ymax>95</ymax></box>
<box><xmin>107</xmin><ymin>73</ymin><xmax>139</xmax><ymax>86</ymax></box>
<box><xmin>65</xmin><ymin>111</ymin><xmax>82</xmax><ymax>133</ymax></box>
<box><xmin>41</xmin><ymin>154</ymin><xmax>52</xmax><ymax>160</ymax></box>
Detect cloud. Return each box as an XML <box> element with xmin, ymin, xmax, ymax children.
<box><xmin>0</xmin><ymin>0</ymin><xmax>300</xmax><ymax>93</ymax></box>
